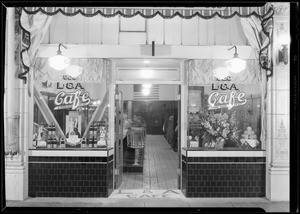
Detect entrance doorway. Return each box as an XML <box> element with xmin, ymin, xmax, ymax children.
<box><xmin>115</xmin><ymin>84</ymin><xmax>181</xmax><ymax>190</ymax></box>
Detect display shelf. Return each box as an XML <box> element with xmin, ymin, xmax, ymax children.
<box><xmin>29</xmin><ymin>147</ymin><xmax>113</xmax><ymax>157</ymax></box>
<box><xmin>182</xmin><ymin>148</ymin><xmax>265</xmax><ymax>157</ymax></box>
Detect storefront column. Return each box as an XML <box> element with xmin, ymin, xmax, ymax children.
<box><xmin>5</xmin><ymin>7</ymin><xmax>28</xmax><ymax>201</ymax></box>
<box><xmin>266</xmin><ymin>3</ymin><xmax>290</xmax><ymax>201</ymax></box>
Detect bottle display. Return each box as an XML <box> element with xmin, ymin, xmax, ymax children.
<box><xmin>89</xmin><ymin>123</ymin><xmax>94</xmax><ymax>148</ymax></box>
<box><xmin>52</xmin><ymin>124</ymin><xmax>58</xmax><ymax>148</ymax></box>
<box><xmin>60</xmin><ymin>137</ymin><xmax>65</xmax><ymax>148</ymax></box>
<box><xmin>66</xmin><ymin>118</ymin><xmax>81</xmax><ymax>147</ymax></box>
<box><xmin>32</xmin><ymin>118</ymin><xmax>107</xmax><ymax>150</ymax></box>
<box><xmin>89</xmin><ymin>135</ymin><xmax>93</xmax><ymax>148</ymax></box>
<box><xmin>97</xmin><ymin>121</ymin><xmax>108</xmax><ymax>147</ymax></box>
<box><xmin>47</xmin><ymin>124</ymin><xmax>52</xmax><ymax>149</ymax></box>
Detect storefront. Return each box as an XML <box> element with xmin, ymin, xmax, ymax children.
<box><xmin>4</xmin><ymin>3</ymin><xmax>290</xmax><ymax>201</ymax></box>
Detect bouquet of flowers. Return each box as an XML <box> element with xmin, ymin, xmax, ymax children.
<box><xmin>200</xmin><ymin>110</ymin><xmax>240</xmax><ymax>149</ymax></box>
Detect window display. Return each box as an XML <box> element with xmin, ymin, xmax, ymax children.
<box><xmin>32</xmin><ymin>58</ymin><xmax>110</xmax><ymax>149</ymax></box>
<box><xmin>188</xmin><ymin>83</ymin><xmax>262</xmax><ymax>150</ymax></box>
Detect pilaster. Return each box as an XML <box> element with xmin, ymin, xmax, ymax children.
<box><xmin>266</xmin><ymin>2</ymin><xmax>290</xmax><ymax>201</ymax></box>
<box><xmin>5</xmin><ymin>7</ymin><xmax>28</xmax><ymax>201</ymax></box>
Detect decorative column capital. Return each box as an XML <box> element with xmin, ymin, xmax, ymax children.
<box><xmin>271</xmin><ymin>3</ymin><xmax>290</xmax><ymax>16</ymax></box>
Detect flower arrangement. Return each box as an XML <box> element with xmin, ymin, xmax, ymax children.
<box><xmin>199</xmin><ymin>110</ymin><xmax>241</xmax><ymax>149</ymax></box>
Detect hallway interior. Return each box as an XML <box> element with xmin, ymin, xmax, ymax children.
<box><xmin>119</xmin><ymin>135</ymin><xmax>178</xmax><ymax>190</ymax></box>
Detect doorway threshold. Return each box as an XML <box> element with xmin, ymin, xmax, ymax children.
<box><xmin>109</xmin><ymin>189</ymin><xmax>184</xmax><ymax>199</ymax></box>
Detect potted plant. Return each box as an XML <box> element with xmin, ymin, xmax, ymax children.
<box><xmin>199</xmin><ymin>110</ymin><xmax>241</xmax><ymax>150</ymax></box>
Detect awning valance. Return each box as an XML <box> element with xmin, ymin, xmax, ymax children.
<box><xmin>22</xmin><ymin>4</ymin><xmax>273</xmax><ymax>19</ymax></box>
<box><xmin>17</xmin><ymin>5</ymin><xmax>274</xmax><ymax>84</ymax></box>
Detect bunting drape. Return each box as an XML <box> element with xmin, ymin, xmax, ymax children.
<box><xmin>22</xmin><ymin>5</ymin><xmax>272</xmax><ymax>19</ymax></box>
<box><xmin>18</xmin><ymin>11</ymin><xmax>52</xmax><ymax>83</ymax></box>
<box><xmin>240</xmin><ymin>13</ymin><xmax>273</xmax><ymax>146</ymax></box>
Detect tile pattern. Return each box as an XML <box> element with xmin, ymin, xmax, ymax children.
<box><xmin>28</xmin><ymin>155</ymin><xmax>113</xmax><ymax>197</ymax></box>
<box><xmin>119</xmin><ymin>135</ymin><xmax>178</xmax><ymax>189</ymax></box>
<box><xmin>182</xmin><ymin>157</ymin><xmax>266</xmax><ymax>197</ymax></box>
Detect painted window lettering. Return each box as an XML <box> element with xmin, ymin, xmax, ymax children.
<box><xmin>208</xmin><ymin>91</ymin><xmax>247</xmax><ymax>110</ymax></box>
<box><xmin>54</xmin><ymin>90</ymin><xmax>91</xmax><ymax>110</ymax></box>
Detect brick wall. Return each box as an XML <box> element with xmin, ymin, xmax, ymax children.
<box><xmin>182</xmin><ymin>156</ymin><xmax>266</xmax><ymax>197</ymax></box>
<box><xmin>29</xmin><ymin>155</ymin><xmax>114</xmax><ymax>197</ymax></box>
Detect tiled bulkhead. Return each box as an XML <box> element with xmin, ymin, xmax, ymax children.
<box><xmin>28</xmin><ymin>155</ymin><xmax>114</xmax><ymax>197</ymax></box>
<box><xmin>182</xmin><ymin>156</ymin><xmax>266</xmax><ymax>197</ymax></box>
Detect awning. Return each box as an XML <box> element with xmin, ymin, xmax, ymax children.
<box><xmin>17</xmin><ymin>5</ymin><xmax>274</xmax><ymax>84</ymax></box>
<box><xmin>21</xmin><ymin>4</ymin><xmax>273</xmax><ymax>19</ymax></box>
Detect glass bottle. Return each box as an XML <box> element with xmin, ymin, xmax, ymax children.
<box><xmin>81</xmin><ymin>137</ymin><xmax>86</xmax><ymax>148</ymax></box>
<box><xmin>52</xmin><ymin>124</ymin><xmax>57</xmax><ymax>148</ymax></box>
<box><xmin>89</xmin><ymin>124</ymin><xmax>94</xmax><ymax>148</ymax></box>
<box><xmin>47</xmin><ymin>124</ymin><xmax>52</xmax><ymax>149</ymax></box>
<box><xmin>60</xmin><ymin>137</ymin><xmax>65</xmax><ymax>148</ymax></box>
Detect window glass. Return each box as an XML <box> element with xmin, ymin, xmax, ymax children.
<box><xmin>187</xmin><ymin>82</ymin><xmax>262</xmax><ymax>150</ymax></box>
<box><xmin>32</xmin><ymin>58</ymin><xmax>110</xmax><ymax>149</ymax></box>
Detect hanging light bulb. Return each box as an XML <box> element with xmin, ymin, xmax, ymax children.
<box><xmin>48</xmin><ymin>43</ymin><xmax>70</xmax><ymax>71</ymax></box>
<box><xmin>142</xmin><ymin>88</ymin><xmax>150</xmax><ymax>96</ymax></box>
<box><xmin>225</xmin><ymin>46</ymin><xmax>247</xmax><ymax>73</ymax></box>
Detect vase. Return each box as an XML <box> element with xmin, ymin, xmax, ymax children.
<box><xmin>215</xmin><ymin>138</ymin><xmax>225</xmax><ymax>149</ymax></box>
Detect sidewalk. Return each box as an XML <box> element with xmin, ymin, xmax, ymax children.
<box><xmin>6</xmin><ymin>189</ymin><xmax>289</xmax><ymax>212</ymax></box>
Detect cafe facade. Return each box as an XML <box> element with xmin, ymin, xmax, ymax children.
<box><xmin>4</xmin><ymin>3</ymin><xmax>290</xmax><ymax>201</ymax></box>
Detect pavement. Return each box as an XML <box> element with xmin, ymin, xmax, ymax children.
<box><xmin>5</xmin><ymin>189</ymin><xmax>289</xmax><ymax>212</ymax></box>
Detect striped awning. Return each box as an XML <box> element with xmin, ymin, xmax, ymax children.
<box><xmin>21</xmin><ymin>4</ymin><xmax>273</xmax><ymax>19</ymax></box>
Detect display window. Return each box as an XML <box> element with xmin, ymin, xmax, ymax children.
<box><xmin>31</xmin><ymin>58</ymin><xmax>110</xmax><ymax>149</ymax></box>
<box><xmin>187</xmin><ymin>60</ymin><xmax>263</xmax><ymax>150</ymax></box>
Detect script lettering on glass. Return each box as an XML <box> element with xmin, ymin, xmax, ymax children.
<box><xmin>54</xmin><ymin>90</ymin><xmax>91</xmax><ymax>110</ymax></box>
<box><xmin>208</xmin><ymin>83</ymin><xmax>247</xmax><ymax>110</ymax></box>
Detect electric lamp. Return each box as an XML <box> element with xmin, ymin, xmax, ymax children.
<box><xmin>278</xmin><ymin>34</ymin><xmax>290</xmax><ymax>65</ymax></box>
<box><xmin>48</xmin><ymin>43</ymin><xmax>70</xmax><ymax>71</ymax></box>
<box><xmin>225</xmin><ymin>46</ymin><xmax>247</xmax><ymax>73</ymax></box>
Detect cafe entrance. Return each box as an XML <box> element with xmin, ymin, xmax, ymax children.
<box><xmin>112</xmin><ymin>59</ymin><xmax>183</xmax><ymax>191</ymax></box>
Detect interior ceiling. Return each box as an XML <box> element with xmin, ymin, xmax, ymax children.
<box><xmin>115</xmin><ymin>59</ymin><xmax>180</xmax><ymax>69</ymax></box>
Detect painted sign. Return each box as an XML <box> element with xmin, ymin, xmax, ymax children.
<box><xmin>54</xmin><ymin>90</ymin><xmax>91</xmax><ymax>110</ymax></box>
<box><xmin>208</xmin><ymin>83</ymin><xmax>247</xmax><ymax>110</ymax></box>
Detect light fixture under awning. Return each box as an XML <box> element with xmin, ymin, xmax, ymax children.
<box><xmin>48</xmin><ymin>43</ymin><xmax>70</xmax><ymax>71</ymax></box>
<box><xmin>225</xmin><ymin>46</ymin><xmax>247</xmax><ymax>73</ymax></box>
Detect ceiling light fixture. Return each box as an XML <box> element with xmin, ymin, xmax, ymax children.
<box><xmin>142</xmin><ymin>88</ymin><xmax>150</xmax><ymax>96</ymax></box>
<box><xmin>225</xmin><ymin>46</ymin><xmax>247</xmax><ymax>73</ymax></box>
<box><xmin>278</xmin><ymin>24</ymin><xmax>291</xmax><ymax>65</ymax></box>
<box><xmin>48</xmin><ymin>43</ymin><xmax>70</xmax><ymax>71</ymax></box>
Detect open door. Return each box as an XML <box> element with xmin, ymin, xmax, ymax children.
<box><xmin>177</xmin><ymin>85</ymin><xmax>181</xmax><ymax>189</ymax></box>
<box><xmin>114</xmin><ymin>88</ymin><xmax>124</xmax><ymax>189</ymax></box>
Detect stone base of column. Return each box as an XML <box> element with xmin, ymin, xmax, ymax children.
<box><xmin>267</xmin><ymin>166</ymin><xmax>289</xmax><ymax>201</ymax></box>
<box><xmin>5</xmin><ymin>164</ymin><xmax>27</xmax><ymax>201</ymax></box>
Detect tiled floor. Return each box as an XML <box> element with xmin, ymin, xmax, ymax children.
<box><xmin>119</xmin><ymin>135</ymin><xmax>178</xmax><ymax>190</ymax></box>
